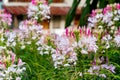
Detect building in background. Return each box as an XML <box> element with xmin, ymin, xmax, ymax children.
<box><xmin>3</xmin><ymin>0</ymin><xmax>83</xmax><ymax>31</ymax></box>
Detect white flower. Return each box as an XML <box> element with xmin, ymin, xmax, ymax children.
<box><xmin>26</xmin><ymin>41</ymin><xmax>31</xmax><ymax>45</ymax></box>
<box><xmin>12</xmin><ymin>42</ymin><xmax>16</xmax><ymax>46</ymax></box>
<box><xmin>118</xmin><ymin>10</ymin><xmax>120</xmax><ymax>15</ymax></box>
<box><xmin>72</xmin><ymin>42</ymin><xmax>78</xmax><ymax>48</ymax></box>
<box><xmin>114</xmin><ymin>10</ymin><xmax>117</xmax><ymax>14</ymax></box>
<box><xmin>108</xmin><ymin>21</ymin><xmax>113</xmax><ymax>26</ymax></box>
<box><xmin>27</xmin><ymin>1</ymin><xmax>50</xmax><ymax>21</ymax></box>
<box><xmin>64</xmin><ymin>64</ymin><xmax>70</xmax><ymax>67</ymax></box>
<box><xmin>114</xmin><ymin>35</ymin><xmax>120</xmax><ymax>47</ymax></box>
<box><xmin>79</xmin><ymin>72</ymin><xmax>83</xmax><ymax>76</ymax></box>
<box><xmin>16</xmin><ymin>77</ymin><xmax>21</xmax><ymax>80</ymax></box>
<box><xmin>81</xmin><ymin>49</ymin><xmax>88</xmax><ymax>54</ymax></box>
<box><xmin>0</xmin><ymin>37</ymin><xmax>4</xmax><ymax>42</ymax></box>
<box><xmin>99</xmin><ymin>74</ymin><xmax>106</xmax><ymax>78</ymax></box>
<box><xmin>98</xmin><ymin>25</ymin><xmax>103</xmax><ymax>29</ymax></box>
<box><xmin>16</xmin><ymin>68</ymin><xmax>23</xmax><ymax>74</ymax></box>
<box><xmin>78</xmin><ymin>35</ymin><xmax>98</xmax><ymax>53</ymax></box>
<box><xmin>32</xmin><ymin>36</ymin><xmax>36</xmax><ymax>40</ymax></box>
<box><xmin>54</xmin><ymin>35</ymin><xmax>69</xmax><ymax>51</ymax></box>
<box><xmin>0</xmin><ymin>78</ymin><xmax>3</xmax><ymax>80</ymax></box>
<box><xmin>0</xmin><ymin>46</ymin><xmax>6</xmax><ymax>50</ymax></box>
<box><xmin>0</xmin><ymin>73</ymin><xmax>5</xmax><ymax>77</ymax></box>
<box><xmin>101</xmin><ymin>64</ymin><xmax>116</xmax><ymax>73</ymax></box>
<box><xmin>113</xmin><ymin>17</ymin><xmax>119</xmax><ymax>21</ymax></box>
<box><xmin>102</xmin><ymin>34</ymin><xmax>112</xmax><ymax>49</ymax></box>
<box><xmin>21</xmin><ymin>45</ymin><xmax>25</xmax><ymax>49</ymax></box>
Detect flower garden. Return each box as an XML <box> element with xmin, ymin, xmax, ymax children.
<box><xmin>0</xmin><ymin>0</ymin><xmax>120</xmax><ymax>80</ymax></box>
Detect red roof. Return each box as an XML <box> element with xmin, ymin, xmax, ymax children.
<box><xmin>3</xmin><ymin>5</ymin><xmax>81</xmax><ymax>15</ymax></box>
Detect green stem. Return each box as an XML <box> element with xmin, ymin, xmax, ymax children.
<box><xmin>77</xmin><ymin>48</ymin><xmax>84</xmax><ymax>79</ymax></box>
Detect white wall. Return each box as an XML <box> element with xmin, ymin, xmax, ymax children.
<box><xmin>3</xmin><ymin>0</ymin><xmax>8</xmax><ymax>4</ymax></box>
<box><xmin>65</xmin><ymin>0</ymin><xmax>86</xmax><ymax>7</ymax></box>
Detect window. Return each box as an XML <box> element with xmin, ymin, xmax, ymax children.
<box><xmin>50</xmin><ymin>15</ymin><xmax>65</xmax><ymax>30</ymax></box>
<box><xmin>52</xmin><ymin>15</ymin><xmax>61</xmax><ymax>29</ymax></box>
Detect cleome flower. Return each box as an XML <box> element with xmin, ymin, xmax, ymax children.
<box><xmin>87</xmin><ymin>63</ymin><xmax>116</xmax><ymax>78</ymax></box>
<box><xmin>88</xmin><ymin>3</ymin><xmax>120</xmax><ymax>35</ymax></box>
<box><xmin>114</xmin><ymin>28</ymin><xmax>120</xmax><ymax>47</ymax></box>
<box><xmin>51</xmin><ymin>34</ymin><xmax>77</xmax><ymax>68</ymax></box>
<box><xmin>19</xmin><ymin>19</ymin><xmax>43</xmax><ymax>33</ymax></box>
<box><xmin>78</xmin><ymin>27</ymin><xmax>98</xmax><ymax>54</ymax></box>
<box><xmin>27</xmin><ymin>0</ymin><xmax>50</xmax><ymax>22</ymax></box>
<box><xmin>0</xmin><ymin>48</ymin><xmax>26</xmax><ymax>79</ymax></box>
<box><xmin>0</xmin><ymin>9</ymin><xmax>12</xmax><ymax>29</ymax></box>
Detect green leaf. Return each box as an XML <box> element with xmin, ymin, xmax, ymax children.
<box><xmin>79</xmin><ymin>0</ymin><xmax>91</xmax><ymax>26</ymax></box>
<box><xmin>99</xmin><ymin>0</ymin><xmax>108</xmax><ymax>8</ymax></box>
<box><xmin>48</xmin><ymin>0</ymin><xmax>53</xmax><ymax>4</ymax></box>
<box><xmin>107</xmin><ymin>0</ymin><xmax>115</xmax><ymax>4</ymax></box>
<box><xmin>65</xmin><ymin>0</ymin><xmax>81</xmax><ymax>28</ymax></box>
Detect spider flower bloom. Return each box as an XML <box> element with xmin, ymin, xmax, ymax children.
<box><xmin>103</xmin><ymin>5</ymin><xmax>112</xmax><ymax>14</ymax></box>
<box><xmin>114</xmin><ymin>31</ymin><xmax>120</xmax><ymax>47</ymax></box>
<box><xmin>52</xmin><ymin>35</ymin><xmax>77</xmax><ymax>68</ymax></box>
<box><xmin>0</xmin><ymin>49</ymin><xmax>26</xmax><ymax>79</ymax></box>
<box><xmin>91</xmin><ymin>10</ymin><xmax>97</xmax><ymax>17</ymax></box>
<box><xmin>19</xmin><ymin>19</ymin><xmax>43</xmax><ymax>32</ymax></box>
<box><xmin>88</xmin><ymin>63</ymin><xmax>115</xmax><ymax>78</ymax></box>
<box><xmin>78</xmin><ymin>28</ymin><xmax>98</xmax><ymax>54</ymax></box>
<box><xmin>28</xmin><ymin>0</ymin><xmax>50</xmax><ymax>22</ymax></box>
<box><xmin>116</xmin><ymin>3</ymin><xmax>120</xmax><ymax>10</ymax></box>
<box><xmin>31</xmin><ymin>0</ymin><xmax>37</xmax><ymax>5</ymax></box>
<box><xmin>0</xmin><ymin>9</ymin><xmax>12</xmax><ymax>27</ymax></box>
<box><xmin>88</xmin><ymin>3</ymin><xmax>120</xmax><ymax>35</ymax></box>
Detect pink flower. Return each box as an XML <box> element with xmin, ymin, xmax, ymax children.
<box><xmin>85</xmin><ymin>28</ymin><xmax>91</xmax><ymax>36</ymax></box>
<box><xmin>31</xmin><ymin>0</ymin><xmax>37</xmax><ymax>5</ymax></box>
<box><xmin>103</xmin><ymin>5</ymin><xmax>112</xmax><ymax>14</ymax></box>
<box><xmin>40</xmin><ymin>0</ymin><xmax>48</xmax><ymax>4</ymax></box>
<box><xmin>0</xmin><ymin>10</ymin><xmax>12</xmax><ymax>26</ymax></box>
<box><xmin>11</xmin><ymin>53</ymin><xmax>16</xmax><ymax>64</ymax></box>
<box><xmin>116</xmin><ymin>3</ymin><xmax>120</xmax><ymax>10</ymax></box>
<box><xmin>91</xmin><ymin>10</ymin><xmax>96</xmax><ymax>17</ymax></box>
<box><xmin>3</xmin><ymin>62</ymin><xmax>6</xmax><ymax>69</ymax></box>
<box><xmin>65</xmin><ymin>28</ymin><xmax>68</xmax><ymax>37</ymax></box>
<box><xmin>79</xmin><ymin>28</ymin><xmax>82</xmax><ymax>34</ymax></box>
<box><xmin>103</xmin><ymin>8</ymin><xmax>107</xmax><ymax>14</ymax></box>
<box><xmin>18</xmin><ymin>58</ymin><xmax>25</xmax><ymax>66</ymax></box>
<box><xmin>106</xmin><ymin>5</ymin><xmax>112</xmax><ymax>11</ymax></box>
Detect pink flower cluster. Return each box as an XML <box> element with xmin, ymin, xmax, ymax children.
<box><xmin>0</xmin><ymin>9</ymin><xmax>12</xmax><ymax>26</ymax></box>
<box><xmin>0</xmin><ymin>48</ymin><xmax>26</xmax><ymax>79</ymax></box>
<box><xmin>66</xmin><ymin>27</ymin><xmax>98</xmax><ymax>54</ymax></box>
<box><xmin>88</xmin><ymin>3</ymin><xmax>120</xmax><ymax>34</ymax></box>
<box><xmin>28</xmin><ymin>0</ymin><xmax>50</xmax><ymax>22</ymax></box>
<box><xmin>51</xmin><ymin>35</ymin><xmax>77</xmax><ymax>68</ymax></box>
<box><xmin>19</xmin><ymin>19</ymin><xmax>43</xmax><ymax>32</ymax></box>
<box><xmin>51</xmin><ymin>27</ymin><xmax>98</xmax><ymax>68</ymax></box>
<box><xmin>103</xmin><ymin>3</ymin><xmax>120</xmax><ymax>14</ymax></box>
